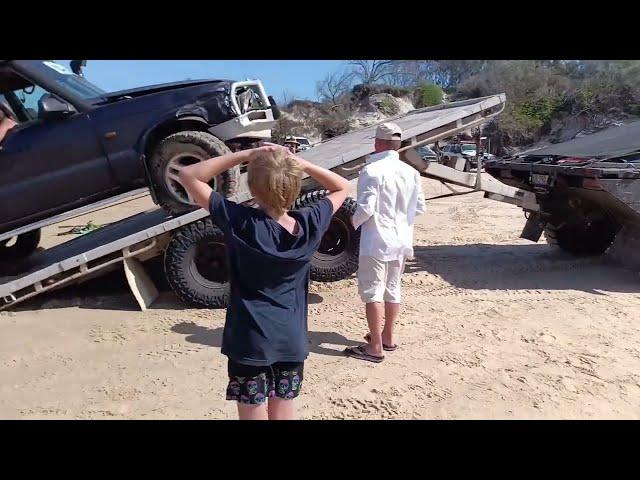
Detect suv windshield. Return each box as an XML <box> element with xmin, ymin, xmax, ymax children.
<box><xmin>29</xmin><ymin>61</ymin><xmax>106</xmax><ymax>101</ymax></box>
<box><xmin>416</xmin><ymin>145</ymin><xmax>436</xmax><ymax>156</ymax></box>
<box><xmin>296</xmin><ymin>138</ymin><xmax>310</xmax><ymax>145</ymax></box>
<box><xmin>461</xmin><ymin>144</ymin><xmax>476</xmax><ymax>153</ymax></box>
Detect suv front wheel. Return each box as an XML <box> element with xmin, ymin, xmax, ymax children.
<box><xmin>149</xmin><ymin>131</ymin><xmax>240</xmax><ymax>215</ymax></box>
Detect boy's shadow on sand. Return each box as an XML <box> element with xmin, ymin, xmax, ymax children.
<box><xmin>171</xmin><ymin>321</ymin><xmax>358</xmax><ymax>358</ymax></box>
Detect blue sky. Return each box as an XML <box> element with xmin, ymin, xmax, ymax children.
<box><xmin>58</xmin><ymin>60</ymin><xmax>345</xmax><ymax>103</ymax></box>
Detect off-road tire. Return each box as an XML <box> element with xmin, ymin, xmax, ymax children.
<box><xmin>164</xmin><ymin>218</ymin><xmax>230</xmax><ymax>308</ymax></box>
<box><xmin>294</xmin><ymin>190</ymin><xmax>360</xmax><ymax>282</ymax></box>
<box><xmin>544</xmin><ymin>213</ymin><xmax>619</xmax><ymax>256</ymax></box>
<box><xmin>149</xmin><ymin>131</ymin><xmax>239</xmax><ymax>215</ymax></box>
<box><xmin>0</xmin><ymin>229</ymin><xmax>41</xmax><ymax>261</ymax></box>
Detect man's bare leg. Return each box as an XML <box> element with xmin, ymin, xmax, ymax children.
<box><xmin>268</xmin><ymin>398</ymin><xmax>296</xmax><ymax>420</ymax></box>
<box><xmin>383</xmin><ymin>302</ymin><xmax>401</xmax><ymax>347</ymax></box>
<box><xmin>366</xmin><ymin>302</ymin><xmax>385</xmax><ymax>357</ymax></box>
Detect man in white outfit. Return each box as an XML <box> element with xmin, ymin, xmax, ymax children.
<box><xmin>344</xmin><ymin>122</ymin><xmax>426</xmax><ymax>363</ymax></box>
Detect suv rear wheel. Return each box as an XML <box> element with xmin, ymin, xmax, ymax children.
<box><xmin>0</xmin><ymin>229</ymin><xmax>41</xmax><ymax>261</ymax></box>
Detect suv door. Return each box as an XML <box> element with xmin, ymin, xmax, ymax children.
<box><xmin>0</xmin><ymin>68</ymin><xmax>115</xmax><ymax>233</ymax></box>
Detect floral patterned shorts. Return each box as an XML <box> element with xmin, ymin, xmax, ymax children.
<box><xmin>226</xmin><ymin>360</ymin><xmax>304</xmax><ymax>405</ymax></box>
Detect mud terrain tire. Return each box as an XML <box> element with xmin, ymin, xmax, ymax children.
<box><xmin>294</xmin><ymin>190</ymin><xmax>360</xmax><ymax>282</ymax></box>
<box><xmin>164</xmin><ymin>218</ymin><xmax>230</xmax><ymax>308</ymax></box>
<box><xmin>149</xmin><ymin>131</ymin><xmax>239</xmax><ymax>215</ymax></box>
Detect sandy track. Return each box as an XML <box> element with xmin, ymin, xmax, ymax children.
<box><xmin>1</xmin><ymin>178</ymin><xmax>639</xmax><ymax>419</ymax></box>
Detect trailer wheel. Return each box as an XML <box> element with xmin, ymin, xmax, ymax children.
<box><xmin>0</xmin><ymin>229</ymin><xmax>41</xmax><ymax>261</ymax></box>
<box><xmin>164</xmin><ymin>218</ymin><xmax>229</xmax><ymax>308</ymax></box>
<box><xmin>544</xmin><ymin>212</ymin><xmax>619</xmax><ymax>256</ymax></box>
<box><xmin>149</xmin><ymin>131</ymin><xmax>239</xmax><ymax>215</ymax></box>
<box><xmin>294</xmin><ymin>190</ymin><xmax>360</xmax><ymax>282</ymax></box>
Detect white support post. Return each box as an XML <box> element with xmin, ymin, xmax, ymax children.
<box><xmin>123</xmin><ymin>257</ymin><xmax>159</xmax><ymax>311</ymax></box>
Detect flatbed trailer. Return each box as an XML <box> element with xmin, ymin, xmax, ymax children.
<box><xmin>1</xmin><ymin>93</ymin><xmax>535</xmax><ymax>311</ymax></box>
<box><xmin>485</xmin><ymin>119</ymin><xmax>640</xmax><ymax>264</ymax></box>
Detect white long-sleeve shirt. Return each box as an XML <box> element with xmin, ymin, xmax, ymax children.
<box><xmin>352</xmin><ymin>150</ymin><xmax>426</xmax><ymax>261</ymax></box>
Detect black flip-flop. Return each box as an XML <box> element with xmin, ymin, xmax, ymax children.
<box><xmin>344</xmin><ymin>345</ymin><xmax>385</xmax><ymax>363</ymax></box>
<box><xmin>364</xmin><ymin>333</ymin><xmax>398</xmax><ymax>352</ymax></box>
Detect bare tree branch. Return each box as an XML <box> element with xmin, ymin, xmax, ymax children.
<box><xmin>280</xmin><ymin>90</ymin><xmax>295</xmax><ymax>107</ymax></box>
<box><xmin>348</xmin><ymin>60</ymin><xmax>394</xmax><ymax>85</ymax></box>
<box><xmin>316</xmin><ymin>69</ymin><xmax>354</xmax><ymax>105</ymax></box>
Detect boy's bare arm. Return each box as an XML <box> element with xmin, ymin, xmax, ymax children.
<box><xmin>293</xmin><ymin>156</ymin><xmax>350</xmax><ymax>213</ymax></box>
<box><xmin>179</xmin><ymin>148</ymin><xmax>260</xmax><ymax>211</ymax></box>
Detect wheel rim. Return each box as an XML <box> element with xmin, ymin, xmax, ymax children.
<box><xmin>317</xmin><ymin>216</ymin><xmax>350</xmax><ymax>258</ymax></box>
<box><xmin>188</xmin><ymin>240</ymin><xmax>229</xmax><ymax>289</ymax></box>
<box><xmin>164</xmin><ymin>152</ymin><xmax>217</xmax><ymax>205</ymax></box>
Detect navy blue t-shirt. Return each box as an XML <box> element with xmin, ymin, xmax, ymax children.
<box><xmin>209</xmin><ymin>192</ymin><xmax>334</xmax><ymax>366</ymax></box>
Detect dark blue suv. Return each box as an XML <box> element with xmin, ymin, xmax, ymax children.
<box><xmin>0</xmin><ymin>60</ymin><xmax>279</xmax><ymax>258</ymax></box>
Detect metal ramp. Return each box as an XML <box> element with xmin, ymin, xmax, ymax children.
<box><xmin>0</xmin><ymin>188</ymin><xmax>151</xmax><ymax>243</ymax></box>
<box><xmin>298</xmin><ymin>93</ymin><xmax>538</xmax><ymax>211</ymax></box>
<box><xmin>298</xmin><ymin>94</ymin><xmax>506</xmax><ymax>176</ymax></box>
<box><xmin>0</xmin><ymin>187</ymin><xmax>253</xmax><ymax>311</ymax></box>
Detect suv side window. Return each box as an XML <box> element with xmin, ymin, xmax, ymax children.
<box><xmin>9</xmin><ymin>84</ymin><xmax>52</xmax><ymax>122</ymax></box>
<box><xmin>0</xmin><ymin>69</ymin><xmax>59</xmax><ymax>123</ymax></box>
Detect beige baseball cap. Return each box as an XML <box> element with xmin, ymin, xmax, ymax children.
<box><xmin>375</xmin><ymin>122</ymin><xmax>402</xmax><ymax>140</ymax></box>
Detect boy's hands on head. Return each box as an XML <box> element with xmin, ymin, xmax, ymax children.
<box><xmin>255</xmin><ymin>142</ymin><xmax>290</xmax><ymax>157</ymax></box>
<box><xmin>256</xmin><ymin>144</ymin><xmax>350</xmax><ymax>213</ymax></box>
<box><xmin>252</xmin><ymin>143</ymin><xmax>312</xmax><ymax>172</ymax></box>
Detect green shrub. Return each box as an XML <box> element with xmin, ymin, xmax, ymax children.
<box><xmin>416</xmin><ymin>83</ymin><xmax>444</xmax><ymax>107</ymax></box>
<box><xmin>516</xmin><ymin>97</ymin><xmax>562</xmax><ymax>127</ymax></box>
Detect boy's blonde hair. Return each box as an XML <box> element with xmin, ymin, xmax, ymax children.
<box><xmin>248</xmin><ymin>149</ymin><xmax>302</xmax><ymax>214</ymax></box>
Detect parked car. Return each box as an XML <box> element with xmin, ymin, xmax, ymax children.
<box><xmin>284</xmin><ymin>135</ymin><xmax>312</xmax><ymax>151</ymax></box>
<box><xmin>415</xmin><ymin>145</ymin><xmax>439</xmax><ymax>162</ymax></box>
<box><xmin>440</xmin><ymin>142</ymin><xmax>478</xmax><ymax>171</ymax></box>
<box><xmin>0</xmin><ymin>60</ymin><xmax>280</xmax><ymax>259</ymax></box>
<box><xmin>295</xmin><ymin>136</ymin><xmax>312</xmax><ymax>151</ymax></box>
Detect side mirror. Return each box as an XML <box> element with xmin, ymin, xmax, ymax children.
<box><xmin>39</xmin><ymin>95</ymin><xmax>76</xmax><ymax>120</ymax></box>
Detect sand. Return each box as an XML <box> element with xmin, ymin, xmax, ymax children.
<box><xmin>1</xmin><ymin>177</ymin><xmax>640</xmax><ymax>419</ymax></box>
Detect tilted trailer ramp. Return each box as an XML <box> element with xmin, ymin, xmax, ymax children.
<box><xmin>0</xmin><ymin>189</ymin><xmax>248</xmax><ymax>311</ymax></box>
<box><xmin>0</xmin><ymin>93</ymin><xmax>536</xmax><ymax>311</ymax></box>
<box><xmin>298</xmin><ymin>94</ymin><xmax>538</xmax><ymax>210</ymax></box>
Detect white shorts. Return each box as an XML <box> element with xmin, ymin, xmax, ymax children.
<box><xmin>357</xmin><ymin>256</ymin><xmax>406</xmax><ymax>304</ymax></box>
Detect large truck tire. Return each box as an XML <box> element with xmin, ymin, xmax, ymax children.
<box><xmin>164</xmin><ymin>218</ymin><xmax>230</xmax><ymax>308</ymax></box>
<box><xmin>544</xmin><ymin>212</ymin><xmax>619</xmax><ymax>256</ymax></box>
<box><xmin>164</xmin><ymin>189</ymin><xmax>361</xmax><ymax>308</ymax></box>
<box><xmin>149</xmin><ymin>131</ymin><xmax>239</xmax><ymax>215</ymax></box>
<box><xmin>294</xmin><ymin>190</ymin><xmax>360</xmax><ymax>282</ymax></box>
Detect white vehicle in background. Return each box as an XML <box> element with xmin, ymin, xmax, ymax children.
<box><xmin>439</xmin><ymin>140</ymin><xmax>494</xmax><ymax>171</ymax></box>
<box><xmin>440</xmin><ymin>142</ymin><xmax>478</xmax><ymax>171</ymax></box>
<box><xmin>283</xmin><ymin>135</ymin><xmax>312</xmax><ymax>151</ymax></box>
<box><xmin>294</xmin><ymin>136</ymin><xmax>312</xmax><ymax>151</ymax></box>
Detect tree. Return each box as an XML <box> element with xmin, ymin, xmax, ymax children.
<box><xmin>279</xmin><ymin>90</ymin><xmax>296</xmax><ymax>107</ymax></box>
<box><xmin>348</xmin><ymin>60</ymin><xmax>394</xmax><ymax>85</ymax></box>
<box><xmin>379</xmin><ymin>60</ymin><xmax>489</xmax><ymax>90</ymax></box>
<box><xmin>316</xmin><ymin>69</ymin><xmax>354</xmax><ymax>105</ymax></box>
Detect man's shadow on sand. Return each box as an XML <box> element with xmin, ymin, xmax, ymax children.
<box><xmin>171</xmin><ymin>321</ymin><xmax>359</xmax><ymax>358</ymax></box>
